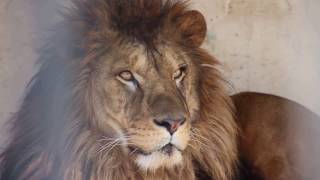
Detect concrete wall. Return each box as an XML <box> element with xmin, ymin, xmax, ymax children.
<box><xmin>195</xmin><ymin>0</ymin><xmax>320</xmax><ymax>115</ymax></box>
<box><xmin>1</xmin><ymin>0</ymin><xmax>320</xmax><ymax>145</ymax></box>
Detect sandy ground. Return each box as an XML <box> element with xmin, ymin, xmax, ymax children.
<box><xmin>1</xmin><ymin>0</ymin><xmax>320</xmax><ymax>147</ymax></box>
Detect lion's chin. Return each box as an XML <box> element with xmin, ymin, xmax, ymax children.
<box><xmin>135</xmin><ymin>147</ymin><xmax>183</xmax><ymax>171</ymax></box>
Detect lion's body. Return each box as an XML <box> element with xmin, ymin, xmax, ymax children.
<box><xmin>233</xmin><ymin>92</ymin><xmax>320</xmax><ymax>180</ymax></box>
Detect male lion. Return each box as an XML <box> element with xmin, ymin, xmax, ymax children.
<box><xmin>0</xmin><ymin>0</ymin><xmax>237</xmax><ymax>179</ymax></box>
<box><xmin>0</xmin><ymin>0</ymin><xmax>319</xmax><ymax>180</ymax></box>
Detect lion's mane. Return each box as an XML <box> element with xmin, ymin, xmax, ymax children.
<box><xmin>0</xmin><ymin>0</ymin><xmax>238</xmax><ymax>179</ymax></box>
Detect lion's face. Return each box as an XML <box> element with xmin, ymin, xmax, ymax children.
<box><xmin>92</xmin><ymin>42</ymin><xmax>200</xmax><ymax>170</ymax></box>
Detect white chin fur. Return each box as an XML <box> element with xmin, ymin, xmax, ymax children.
<box><xmin>135</xmin><ymin>149</ymin><xmax>182</xmax><ymax>171</ymax></box>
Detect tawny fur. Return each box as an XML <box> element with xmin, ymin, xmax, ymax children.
<box><xmin>0</xmin><ymin>0</ymin><xmax>238</xmax><ymax>180</ymax></box>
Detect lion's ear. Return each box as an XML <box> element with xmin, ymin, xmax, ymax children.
<box><xmin>176</xmin><ymin>10</ymin><xmax>207</xmax><ymax>48</ymax></box>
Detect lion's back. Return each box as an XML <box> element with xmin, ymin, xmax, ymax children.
<box><xmin>233</xmin><ymin>92</ymin><xmax>320</xmax><ymax>180</ymax></box>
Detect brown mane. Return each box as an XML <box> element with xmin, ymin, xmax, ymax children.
<box><xmin>0</xmin><ymin>0</ymin><xmax>238</xmax><ymax>179</ymax></box>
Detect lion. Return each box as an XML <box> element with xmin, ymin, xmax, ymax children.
<box><xmin>0</xmin><ymin>0</ymin><xmax>237</xmax><ymax>179</ymax></box>
<box><xmin>1</xmin><ymin>0</ymin><xmax>319</xmax><ymax>180</ymax></box>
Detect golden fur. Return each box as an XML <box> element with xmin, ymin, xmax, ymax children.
<box><xmin>0</xmin><ymin>0</ymin><xmax>238</xmax><ymax>180</ymax></box>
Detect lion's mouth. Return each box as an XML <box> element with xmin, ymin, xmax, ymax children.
<box><xmin>158</xmin><ymin>143</ymin><xmax>175</xmax><ymax>155</ymax></box>
<box><xmin>129</xmin><ymin>143</ymin><xmax>181</xmax><ymax>156</ymax></box>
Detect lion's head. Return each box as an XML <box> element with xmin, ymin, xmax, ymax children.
<box><xmin>0</xmin><ymin>0</ymin><xmax>238</xmax><ymax>180</ymax></box>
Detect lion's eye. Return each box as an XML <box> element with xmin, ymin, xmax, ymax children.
<box><xmin>173</xmin><ymin>65</ymin><xmax>187</xmax><ymax>81</ymax></box>
<box><xmin>117</xmin><ymin>70</ymin><xmax>138</xmax><ymax>91</ymax></box>
<box><xmin>118</xmin><ymin>70</ymin><xmax>134</xmax><ymax>81</ymax></box>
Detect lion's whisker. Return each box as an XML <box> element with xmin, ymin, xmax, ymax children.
<box><xmin>97</xmin><ymin>139</ymin><xmax>120</xmax><ymax>154</ymax></box>
<box><xmin>200</xmin><ymin>63</ymin><xmax>216</xmax><ymax>69</ymax></box>
<box><xmin>104</xmin><ymin>141</ymin><xmax>122</xmax><ymax>156</ymax></box>
<box><xmin>189</xmin><ymin>132</ymin><xmax>210</xmax><ymax>149</ymax></box>
<box><xmin>191</xmin><ymin>127</ymin><xmax>210</xmax><ymax>142</ymax></box>
<box><xmin>191</xmin><ymin>131</ymin><xmax>210</xmax><ymax>142</ymax></box>
<box><xmin>97</xmin><ymin>135</ymin><xmax>137</xmax><ymax>156</ymax></box>
<box><xmin>129</xmin><ymin>147</ymin><xmax>139</xmax><ymax>156</ymax></box>
<box><xmin>189</xmin><ymin>138</ymin><xmax>209</xmax><ymax>152</ymax></box>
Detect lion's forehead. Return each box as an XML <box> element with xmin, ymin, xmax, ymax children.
<box><xmin>110</xmin><ymin>43</ymin><xmax>188</xmax><ymax>77</ymax></box>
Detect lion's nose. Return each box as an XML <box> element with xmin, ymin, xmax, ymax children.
<box><xmin>153</xmin><ymin>117</ymin><xmax>186</xmax><ymax>135</ymax></box>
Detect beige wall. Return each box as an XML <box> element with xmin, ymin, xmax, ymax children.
<box><xmin>1</xmin><ymin>0</ymin><xmax>320</xmax><ymax>144</ymax></box>
<box><xmin>193</xmin><ymin>0</ymin><xmax>320</xmax><ymax>115</ymax></box>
